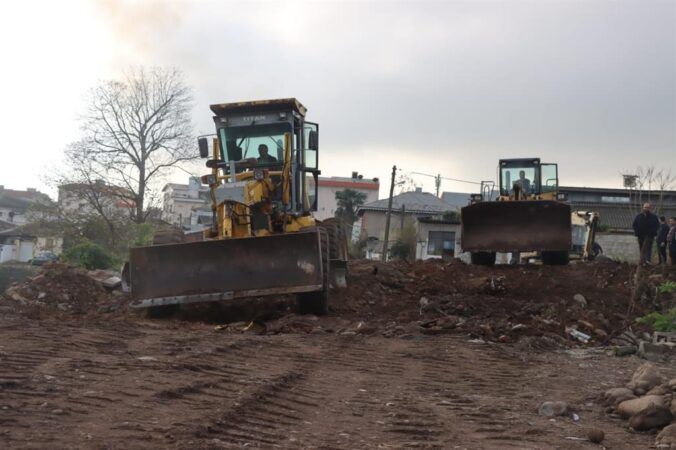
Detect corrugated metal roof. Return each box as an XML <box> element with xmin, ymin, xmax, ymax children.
<box><xmin>358</xmin><ymin>190</ymin><xmax>452</xmax><ymax>215</ymax></box>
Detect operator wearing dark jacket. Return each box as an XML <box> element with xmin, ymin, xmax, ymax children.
<box><xmin>632</xmin><ymin>203</ymin><xmax>660</xmax><ymax>264</ymax></box>
<box><xmin>657</xmin><ymin>216</ymin><xmax>670</xmax><ymax>264</ymax></box>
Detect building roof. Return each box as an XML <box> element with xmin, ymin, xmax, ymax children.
<box><xmin>358</xmin><ymin>190</ymin><xmax>452</xmax><ymax>216</ymax></box>
<box><xmin>0</xmin><ymin>222</ymin><xmax>61</xmax><ymax>238</ymax></box>
<box><xmin>0</xmin><ymin>188</ymin><xmax>50</xmax><ymax>211</ymax></box>
<box><xmin>561</xmin><ymin>186</ymin><xmax>676</xmax><ymax>197</ymax></box>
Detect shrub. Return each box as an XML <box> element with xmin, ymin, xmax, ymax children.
<box><xmin>657</xmin><ymin>281</ymin><xmax>676</xmax><ymax>295</ymax></box>
<box><xmin>62</xmin><ymin>242</ymin><xmax>115</xmax><ymax>270</ymax></box>
<box><xmin>637</xmin><ymin>309</ymin><xmax>676</xmax><ymax>332</ymax></box>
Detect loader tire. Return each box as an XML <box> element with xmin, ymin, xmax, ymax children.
<box><xmin>541</xmin><ymin>250</ymin><xmax>569</xmax><ymax>266</ymax></box>
<box><xmin>471</xmin><ymin>251</ymin><xmax>496</xmax><ymax>266</ymax></box>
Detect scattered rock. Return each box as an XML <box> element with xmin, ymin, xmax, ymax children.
<box><xmin>629</xmin><ymin>405</ymin><xmax>673</xmax><ymax>431</ymax></box>
<box><xmin>603</xmin><ymin>387</ymin><xmax>636</xmax><ymax>407</ymax></box>
<box><xmin>101</xmin><ymin>277</ymin><xmax>122</xmax><ymax>290</ymax></box>
<box><xmin>656</xmin><ymin>423</ymin><xmax>676</xmax><ymax>448</ymax></box>
<box><xmin>670</xmin><ymin>378</ymin><xmax>676</xmax><ymax>391</ymax></box>
<box><xmin>617</xmin><ymin>395</ymin><xmax>666</xmax><ymax>419</ymax></box>
<box><xmin>573</xmin><ymin>294</ymin><xmax>587</xmax><ymax>307</ymax></box>
<box><xmin>647</xmin><ymin>384</ymin><xmax>672</xmax><ymax>396</ymax></box>
<box><xmin>614</xmin><ymin>345</ymin><xmax>637</xmax><ymax>357</ymax></box>
<box><xmin>627</xmin><ymin>362</ymin><xmax>663</xmax><ymax>394</ymax></box>
<box><xmin>638</xmin><ymin>341</ymin><xmax>674</xmax><ymax>362</ymax></box>
<box><xmin>538</xmin><ymin>401</ymin><xmax>569</xmax><ymax>417</ymax></box>
<box><xmin>587</xmin><ymin>428</ymin><xmax>604</xmax><ymax>444</ymax></box>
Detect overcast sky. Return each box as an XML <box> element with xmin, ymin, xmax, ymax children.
<box><xmin>1</xmin><ymin>0</ymin><xmax>674</xmax><ymax>198</ymax></box>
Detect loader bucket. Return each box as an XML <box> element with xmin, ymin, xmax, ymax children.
<box><xmin>128</xmin><ymin>230</ymin><xmax>325</xmax><ymax>309</ymax></box>
<box><xmin>461</xmin><ymin>200</ymin><xmax>571</xmax><ymax>253</ymax></box>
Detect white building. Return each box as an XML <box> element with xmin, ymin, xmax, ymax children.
<box><xmin>58</xmin><ymin>182</ymin><xmax>135</xmax><ymax>217</ymax></box>
<box><xmin>310</xmin><ymin>173</ymin><xmax>380</xmax><ymax>221</ymax></box>
<box><xmin>0</xmin><ymin>186</ymin><xmax>50</xmax><ymax>225</ymax></box>
<box><xmin>162</xmin><ymin>177</ymin><xmax>210</xmax><ymax>227</ymax></box>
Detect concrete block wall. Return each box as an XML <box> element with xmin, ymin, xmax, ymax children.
<box><xmin>595</xmin><ymin>232</ymin><xmax>640</xmax><ymax>263</ymax></box>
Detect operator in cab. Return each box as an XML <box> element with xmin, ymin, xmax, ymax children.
<box><xmin>514</xmin><ymin>170</ymin><xmax>532</xmax><ymax>195</ymax></box>
<box><xmin>257</xmin><ymin>144</ymin><xmax>277</xmax><ymax>164</ymax></box>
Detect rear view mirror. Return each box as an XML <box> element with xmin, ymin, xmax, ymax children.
<box><xmin>308</xmin><ymin>130</ymin><xmax>318</xmax><ymax>151</ymax></box>
<box><xmin>198</xmin><ymin>137</ymin><xmax>209</xmax><ymax>158</ymax></box>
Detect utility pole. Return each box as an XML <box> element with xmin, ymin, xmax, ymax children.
<box><xmin>382</xmin><ymin>165</ymin><xmax>397</xmax><ymax>262</ymax></box>
<box><xmin>435</xmin><ymin>174</ymin><xmax>441</xmax><ymax>197</ymax></box>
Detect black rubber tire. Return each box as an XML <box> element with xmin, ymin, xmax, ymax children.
<box><xmin>146</xmin><ymin>304</ymin><xmax>180</xmax><ymax>318</ymax></box>
<box><xmin>471</xmin><ymin>251</ymin><xmax>496</xmax><ymax>266</ymax></box>
<box><xmin>541</xmin><ymin>250</ymin><xmax>570</xmax><ymax>265</ymax></box>
<box><xmin>296</xmin><ymin>290</ymin><xmax>328</xmax><ymax>316</ymax></box>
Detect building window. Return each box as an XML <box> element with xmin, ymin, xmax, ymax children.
<box><xmin>428</xmin><ymin>231</ymin><xmax>455</xmax><ymax>256</ymax></box>
<box><xmin>45</xmin><ymin>238</ymin><xmax>54</xmax><ymax>250</ymax></box>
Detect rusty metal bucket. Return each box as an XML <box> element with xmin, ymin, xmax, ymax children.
<box><xmin>128</xmin><ymin>230</ymin><xmax>325</xmax><ymax>308</ymax></box>
<box><xmin>461</xmin><ymin>200</ymin><xmax>571</xmax><ymax>253</ymax></box>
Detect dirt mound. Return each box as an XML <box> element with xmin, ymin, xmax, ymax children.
<box><xmin>2</xmin><ymin>263</ymin><xmax>126</xmax><ymax>316</ymax></box>
<box><xmin>326</xmin><ymin>258</ymin><xmax>665</xmax><ymax>344</ymax></box>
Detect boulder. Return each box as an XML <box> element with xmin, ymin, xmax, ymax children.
<box><xmin>671</xmin><ymin>398</ymin><xmax>676</xmax><ymax>417</ymax></box>
<box><xmin>617</xmin><ymin>395</ymin><xmax>665</xmax><ymax>419</ymax></box>
<box><xmin>669</xmin><ymin>378</ymin><xmax>676</xmax><ymax>391</ymax></box>
<box><xmin>648</xmin><ymin>385</ymin><xmax>672</xmax><ymax>396</ymax></box>
<box><xmin>603</xmin><ymin>387</ymin><xmax>636</xmax><ymax>407</ymax></box>
<box><xmin>587</xmin><ymin>429</ymin><xmax>604</xmax><ymax>444</ymax></box>
<box><xmin>627</xmin><ymin>362</ymin><xmax>663</xmax><ymax>394</ymax></box>
<box><xmin>538</xmin><ymin>401</ymin><xmax>569</xmax><ymax>417</ymax></box>
<box><xmin>629</xmin><ymin>405</ymin><xmax>673</xmax><ymax>431</ymax></box>
<box><xmin>656</xmin><ymin>423</ymin><xmax>676</xmax><ymax>448</ymax></box>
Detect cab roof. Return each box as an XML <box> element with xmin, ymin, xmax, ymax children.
<box><xmin>210</xmin><ymin>98</ymin><xmax>307</xmax><ymax>117</ymax></box>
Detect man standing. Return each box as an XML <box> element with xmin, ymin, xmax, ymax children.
<box><xmin>656</xmin><ymin>216</ymin><xmax>670</xmax><ymax>264</ymax></box>
<box><xmin>632</xmin><ymin>203</ymin><xmax>659</xmax><ymax>264</ymax></box>
<box><xmin>667</xmin><ymin>217</ymin><xmax>676</xmax><ymax>265</ymax></box>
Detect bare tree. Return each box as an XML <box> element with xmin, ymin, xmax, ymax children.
<box><xmin>626</xmin><ymin>165</ymin><xmax>676</xmax><ymax>214</ymax></box>
<box><xmin>63</xmin><ymin>67</ymin><xmax>195</xmax><ymax>223</ymax></box>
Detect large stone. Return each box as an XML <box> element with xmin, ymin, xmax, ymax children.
<box><xmin>627</xmin><ymin>362</ymin><xmax>664</xmax><ymax>394</ymax></box>
<box><xmin>671</xmin><ymin>398</ymin><xmax>676</xmax><ymax>417</ymax></box>
<box><xmin>617</xmin><ymin>395</ymin><xmax>666</xmax><ymax>419</ymax></box>
<box><xmin>587</xmin><ymin>429</ymin><xmax>604</xmax><ymax>444</ymax></box>
<box><xmin>656</xmin><ymin>423</ymin><xmax>676</xmax><ymax>448</ymax></box>
<box><xmin>573</xmin><ymin>294</ymin><xmax>587</xmax><ymax>307</ymax></box>
<box><xmin>629</xmin><ymin>405</ymin><xmax>673</xmax><ymax>431</ymax></box>
<box><xmin>603</xmin><ymin>387</ymin><xmax>636</xmax><ymax>407</ymax></box>
<box><xmin>669</xmin><ymin>378</ymin><xmax>676</xmax><ymax>391</ymax></box>
<box><xmin>648</xmin><ymin>385</ymin><xmax>672</xmax><ymax>396</ymax></box>
<box><xmin>538</xmin><ymin>401</ymin><xmax>569</xmax><ymax>417</ymax></box>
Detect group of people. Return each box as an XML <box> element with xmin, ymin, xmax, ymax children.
<box><xmin>632</xmin><ymin>203</ymin><xmax>676</xmax><ymax>265</ymax></box>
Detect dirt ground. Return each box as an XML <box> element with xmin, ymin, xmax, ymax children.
<box><xmin>0</xmin><ymin>259</ymin><xmax>674</xmax><ymax>449</ymax></box>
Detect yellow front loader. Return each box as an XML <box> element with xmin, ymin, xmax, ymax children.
<box><xmin>124</xmin><ymin>99</ymin><xmax>347</xmax><ymax>315</ymax></box>
<box><xmin>461</xmin><ymin>158</ymin><xmax>572</xmax><ymax>265</ymax></box>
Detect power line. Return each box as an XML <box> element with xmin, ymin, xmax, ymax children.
<box><xmin>410</xmin><ymin>171</ymin><xmax>482</xmax><ymax>186</ymax></box>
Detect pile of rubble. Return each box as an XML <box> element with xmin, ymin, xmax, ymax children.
<box><xmin>603</xmin><ymin>362</ymin><xmax>676</xmax><ymax>447</ymax></box>
<box><xmin>2</xmin><ymin>263</ymin><xmax>126</xmax><ymax>315</ymax></box>
<box><xmin>327</xmin><ymin>258</ymin><xmax>662</xmax><ymax>344</ymax></box>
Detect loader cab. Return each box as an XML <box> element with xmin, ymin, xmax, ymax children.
<box><xmin>498</xmin><ymin>158</ymin><xmax>560</xmax><ymax>199</ymax></box>
<box><xmin>202</xmin><ymin>98</ymin><xmax>320</xmax><ymax>213</ymax></box>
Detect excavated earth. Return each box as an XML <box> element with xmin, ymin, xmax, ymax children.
<box><xmin>0</xmin><ymin>259</ymin><xmax>674</xmax><ymax>449</ymax></box>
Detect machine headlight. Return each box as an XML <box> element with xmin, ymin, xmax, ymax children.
<box><xmin>200</xmin><ymin>174</ymin><xmax>217</xmax><ymax>185</ymax></box>
<box><xmin>556</xmin><ymin>193</ymin><xmax>568</xmax><ymax>201</ymax></box>
<box><xmin>253</xmin><ymin>169</ymin><xmax>265</xmax><ymax>181</ymax></box>
<box><xmin>470</xmin><ymin>193</ymin><xmax>483</xmax><ymax>202</ymax></box>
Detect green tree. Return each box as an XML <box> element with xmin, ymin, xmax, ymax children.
<box><xmin>390</xmin><ymin>219</ymin><xmax>417</xmax><ymax>261</ymax></box>
<box><xmin>335</xmin><ymin>189</ymin><xmax>367</xmax><ymax>226</ymax></box>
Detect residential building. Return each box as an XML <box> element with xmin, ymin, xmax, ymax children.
<box><xmin>58</xmin><ymin>181</ymin><xmax>135</xmax><ymax>216</ymax></box>
<box><xmin>310</xmin><ymin>173</ymin><xmax>380</xmax><ymax>221</ymax></box>
<box><xmin>0</xmin><ymin>186</ymin><xmax>50</xmax><ymax>225</ymax></box>
<box><xmin>0</xmin><ymin>222</ymin><xmax>63</xmax><ymax>263</ymax></box>
<box><xmin>162</xmin><ymin>177</ymin><xmax>210</xmax><ymax>227</ymax></box>
<box><xmin>357</xmin><ymin>188</ymin><xmax>460</xmax><ymax>261</ymax></box>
